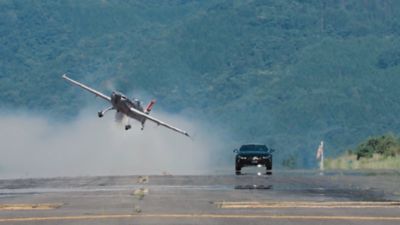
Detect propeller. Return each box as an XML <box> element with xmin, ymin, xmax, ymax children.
<box><xmin>104</xmin><ymin>79</ymin><xmax>117</xmax><ymax>93</ymax></box>
<box><xmin>115</xmin><ymin>111</ymin><xmax>125</xmax><ymax>123</ymax></box>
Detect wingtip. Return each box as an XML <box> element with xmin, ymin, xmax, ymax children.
<box><xmin>61</xmin><ymin>73</ymin><xmax>67</xmax><ymax>79</ymax></box>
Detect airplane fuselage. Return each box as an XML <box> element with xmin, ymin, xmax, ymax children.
<box><xmin>111</xmin><ymin>92</ymin><xmax>146</xmax><ymax>123</ymax></box>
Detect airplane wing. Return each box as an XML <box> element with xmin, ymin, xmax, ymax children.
<box><xmin>129</xmin><ymin>106</ymin><xmax>190</xmax><ymax>137</ymax></box>
<box><xmin>62</xmin><ymin>74</ymin><xmax>111</xmax><ymax>102</ymax></box>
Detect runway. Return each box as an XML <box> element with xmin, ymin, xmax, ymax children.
<box><xmin>0</xmin><ymin>170</ymin><xmax>399</xmax><ymax>225</ymax></box>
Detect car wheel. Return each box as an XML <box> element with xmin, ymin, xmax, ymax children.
<box><xmin>235</xmin><ymin>164</ymin><xmax>242</xmax><ymax>175</ymax></box>
<box><xmin>266</xmin><ymin>161</ymin><xmax>272</xmax><ymax>175</ymax></box>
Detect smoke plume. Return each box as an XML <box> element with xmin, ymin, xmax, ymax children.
<box><xmin>0</xmin><ymin>108</ymin><xmax>231</xmax><ymax>179</ymax></box>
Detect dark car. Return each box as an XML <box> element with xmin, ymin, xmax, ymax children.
<box><xmin>233</xmin><ymin>144</ymin><xmax>274</xmax><ymax>175</ymax></box>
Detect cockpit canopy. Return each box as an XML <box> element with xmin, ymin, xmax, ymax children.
<box><xmin>132</xmin><ymin>98</ymin><xmax>142</xmax><ymax>107</ymax></box>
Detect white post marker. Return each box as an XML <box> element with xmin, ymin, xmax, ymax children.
<box><xmin>316</xmin><ymin>141</ymin><xmax>324</xmax><ymax>172</ymax></box>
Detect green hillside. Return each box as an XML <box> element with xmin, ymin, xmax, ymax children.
<box><xmin>325</xmin><ymin>133</ymin><xmax>400</xmax><ymax>169</ymax></box>
<box><xmin>2</xmin><ymin>0</ymin><xmax>400</xmax><ymax>167</ymax></box>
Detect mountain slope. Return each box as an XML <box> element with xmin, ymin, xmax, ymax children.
<box><xmin>2</xmin><ymin>0</ymin><xmax>400</xmax><ymax>167</ymax></box>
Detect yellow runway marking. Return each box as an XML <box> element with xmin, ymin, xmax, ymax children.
<box><xmin>1</xmin><ymin>214</ymin><xmax>400</xmax><ymax>222</ymax></box>
<box><xmin>0</xmin><ymin>204</ymin><xmax>62</xmax><ymax>211</ymax></box>
<box><xmin>216</xmin><ymin>201</ymin><xmax>400</xmax><ymax>209</ymax></box>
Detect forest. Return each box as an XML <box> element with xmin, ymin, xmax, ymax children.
<box><xmin>1</xmin><ymin>0</ymin><xmax>400</xmax><ymax>167</ymax></box>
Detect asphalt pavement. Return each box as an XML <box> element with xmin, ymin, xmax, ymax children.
<box><xmin>0</xmin><ymin>170</ymin><xmax>399</xmax><ymax>225</ymax></box>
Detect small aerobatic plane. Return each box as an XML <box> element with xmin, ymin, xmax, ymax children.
<box><xmin>62</xmin><ymin>74</ymin><xmax>190</xmax><ymax>137</ymax></box>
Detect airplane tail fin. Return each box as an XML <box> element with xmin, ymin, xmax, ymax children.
<box><xmin>145</xmin><ymin>100</ymin><xmax>156</xmax><ymax>114</ymax></box>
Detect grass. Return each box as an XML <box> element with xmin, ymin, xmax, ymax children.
<box><xmin>325</xmin><ymin>154</ymin><xmax>400</xmax><ymax>170</ymax></box>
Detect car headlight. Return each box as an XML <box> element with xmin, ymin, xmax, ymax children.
<box><xmin>239</xmin><ymin>156</ymin><xmax>247</xmax><ymax>160</ymax></box>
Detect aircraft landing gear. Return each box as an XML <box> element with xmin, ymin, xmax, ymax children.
<box><xmin>98</xmin><ymin>106</ymin><xmax>113</xmax><ymax>118</ymax></box>
<box><xmin>125</xmin><ymin>125</ymin><xmax>131</xmax><ymax>130</ymax></box>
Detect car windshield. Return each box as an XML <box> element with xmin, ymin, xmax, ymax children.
<box><xmin>240</xmin><ymin>145</ymin><xmax>268</xmax><ymax>152</ymax></box>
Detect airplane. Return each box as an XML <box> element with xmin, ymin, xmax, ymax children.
<box><xmin>62</xmin><ymin>74</ymin><xmax>190</xmax><ymax>137</ymax></box>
